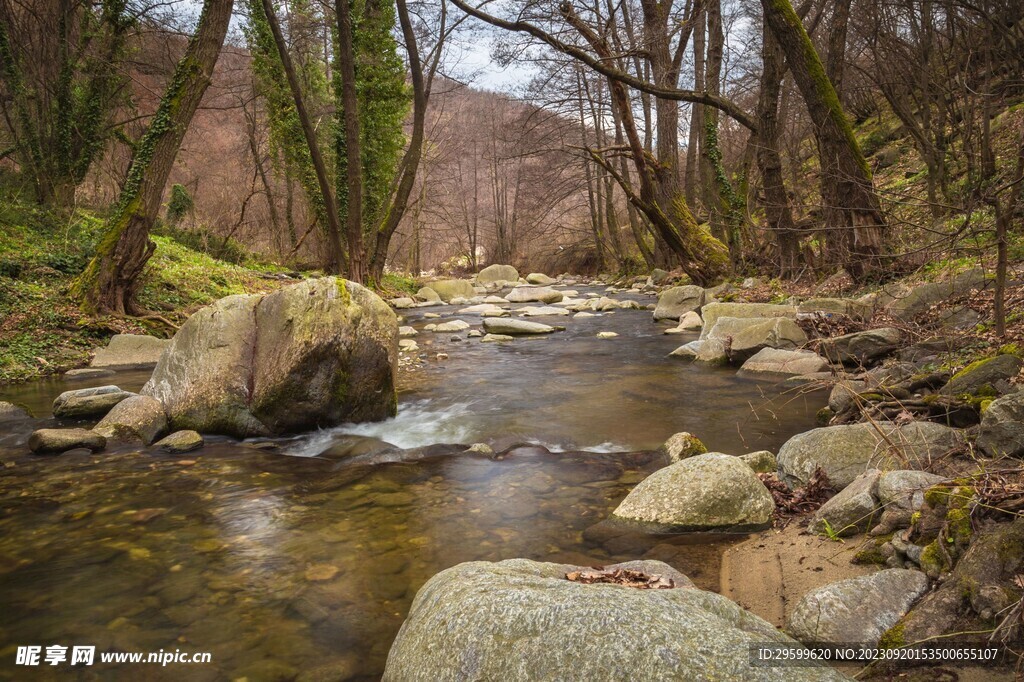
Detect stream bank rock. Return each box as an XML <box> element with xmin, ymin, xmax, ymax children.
<box><xmin>977</xmin><ymin>391</ymin><xmax>1024</xmax><ymax>457</ymax></box>
<box><xmin>705</xmin><ymin>317</ymin><xmax>807</xmax><ymax>362</ymax></box>
<box><xmin>143</xmin><ymin>277</ymin><xmax>398</xmax><ymax>438</ymax></box>
<box><xmin>818</xmin><ymin>328</ymin><xmax>902</xmax><ymax>365</ymax></box>
<box><xmin>613</xmin><ymin>453</ymin><xmax>774</xmax><ymax>531</ymax></box>
<box><xmin>739</xmin><ymin>349</ymin><xmax>829</xmax><ymax>377</ymax></box>
<box><xmin>777</xmin><ymin>422</ymin><xmax>965</xmax><ymax>489</ymax></box>
<box><xmin>384</xmin><ymin>558</ymin><xmax>845</xmax><ymax>682</ymax></box>
<box><xmin>699</xmin><ymin>303</ymin><xmax>797</xmax><ymax>338</ymax></box>
<box><xmin>787</xmin><ymin>569</ymin><xmax>928</xmax><ymax>646</ymax></box>
<box><xmin>90</xmin><ymin>334</ymin><xmax>170</xmax><ymax>368</ymax></box>
<box><xmin>939</xmin><ymin>354</ymin><xmax>1022</xmax><ymax>397</ymax></box>
<box><xmin>652</xmin><ymin>285</ymin><xmax>705</xmax><ymax>321</ymax></box>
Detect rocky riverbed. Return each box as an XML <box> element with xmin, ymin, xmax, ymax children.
<box><xmin>2</xmin><ymin>267</ymin><xmax>1022</xmax><ymax>679</ymax></box>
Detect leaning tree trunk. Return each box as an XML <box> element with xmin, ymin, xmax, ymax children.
<box><xmin>73</xmin><ymin>0</ymin><xmax>233</xmax><ymax>314</ymax></box>
<box><xmin>760</xmin><ymin>0</ymin><xmax>886</xmax><ymax>281</ymax></box>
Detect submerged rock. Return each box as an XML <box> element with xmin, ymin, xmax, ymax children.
<box><xmin>52</xmin><ymin>386</ymin><xmax>135</xmax><ymax>419</ymax></box>
<box><xmin>0</xmin><ymin>401</ymin><xmax>32</xmax><ymax>423</ymax></box>
<box><xmin>384</xmin><ymin>558</ymin><xmax>843</xmax><ymax>681</ymax></box>
<box><xmin>777</xmin><ymin>422</ymin><xmax>966</xmax><ymax>489</ymax></box>
<box><xmin>29</xmin><ymin>428</ymin><xmax>105</xmax><ymax>455</ymax></box>
<box><xmin>90</xmin><ymin>334</ymin><xmax>169</xmax><ymax>368</ymax></box>
<box><xmin>93</xmin><ymin>395</ymin><xmax>168</xmax><ymax>445</ymax></box>
<box><xmin>977</xmin><ymin>391</ymin><xmax>1024</xmax><ymax>458</ymax></box>
<box><xmin>787</xmin><ymin>569</ymin><xmax>928</xmax><ymax>646</ymax></box>
<box><xmin>613</xmin><ymin>453</ymin><xmax>774</xmax><ymax>531</ymax></box>
<box><xmin>153</xmin><ymin>430</ymin><xmax>204</xmax><ymax>453</ymax></box>
<box><xmin>142</xmin><ymin>277</ymin><xmax>397</xmax><ymax>438</ymax></box>
<box><xmin>480</xmin><ymin>333</ymin><xmax>515</xmax><ymax>343</ymax></box>
<box><xmin>482</xmin><ymin>318</ymin><xmax>555</xmax><ymax>335</ymax></box>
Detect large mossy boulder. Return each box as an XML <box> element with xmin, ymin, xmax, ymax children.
<box><xmin>777</xmin><ymin>422</ymin><xmax>966</xmax><ymax>489</ymax></box>
<box><xmin>787</xmin><ymin>569</ymin><xmax>929</xmax><ymax>647</ymax></box>
<box><xmin>652</xmin><ymin>285</ymin><xmax>705</xmax><ymax>321</ymax></box>
<box><xmin>477</xmin><ymin>264</ymin><xmax>519</xmax><ymax>284</ymax></box>
<box><xmin>384</xmin><ymin>558</ymin><xmax>845</xmax><ymax>682</ymax></box>
<box><xmin>699</xmin><ymin>302</ymin><xmax>796</xmax><ymax>339</ymax></box>
<box><xmin>142</xmin><ymin>277</ymin><xmax>397</xmax><ymax>438</ymax></box>
<box><xmin>977</xmin><ymin>391</ymin><xmax>1024</xmax><ymax>458</ymax></box>
<box><xmin>817</xmin><ymin>328</ymin><xmax>902</xmax><ymax>365</ymax></box>
<box><xmin>939</xmin><ymin>354</ymin><xmax>1022</xmax><ymax>397</ymax></box>
<box><xmin>426</xmin><ymin>279</ymin><xmax>475</xmax><ymax>302</ymax></box>
<box><xmin>613</xmin><ymin>453</ymin><xmax>774</xmax><ymax>531</ymax></box>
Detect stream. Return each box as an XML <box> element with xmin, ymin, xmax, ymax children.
<box><xmin>0</xmin><ymin>287</ymin><xmax>824</xmax><ymax>680</ymax></box>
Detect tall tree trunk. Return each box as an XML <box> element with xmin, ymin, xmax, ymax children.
<box><xmin>335</xmin><ymin>0</ymin><xmax>364</xmax><ymax>282</ymax></box>
<box><xmin>259</xmin><ymin>0</ymin><xmax>345</xmax><ymax>272</ymax></box>
<box><xmin>761</xmin><ymin>0</ymin><xmax>886</xmax><ymax>280</ymax></box>
<box><xmin>755</xmin><ymin>18</ymin><xmax>800</xmax><ymax>277</ymax></box>
<box><xmin>72</xmin><ymin>0</ymin><xmax>234</xmax><ymax>314</ymax></box>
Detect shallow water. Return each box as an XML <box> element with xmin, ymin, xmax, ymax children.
<box><xmin>0</xmin><ymin>287</ymin><xmax>824</xmax><ymax>680</ymax></box>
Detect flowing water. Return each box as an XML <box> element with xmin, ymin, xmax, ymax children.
<box><xmin>0</xmin><ymin>288</ymin><xmax>824</xmax><ymax>680</ymax></box>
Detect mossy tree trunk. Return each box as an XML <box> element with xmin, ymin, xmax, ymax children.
<box><xmin>761</xmin><ymin>0</ymin><xmax>887</xmax><ymax>281</ymax></box>
<box><xmin>72</xmin><ymin>0</ymin><xmax>233</xmax><ymax>315</ymax></box>
<box><xmin>755</xmin><ymin>19</ymin><xmax>800</xmax><ymax>277</ymax></box>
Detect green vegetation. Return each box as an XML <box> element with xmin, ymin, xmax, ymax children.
<box><xmin>0</xmin><ymin>198</ymin><xmax>282</xmax><ymax>383</ymax></box>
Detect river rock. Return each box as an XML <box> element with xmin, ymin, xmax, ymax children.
<box><xmin>649</xmin><ymin>268</ymin><xmax>669</xmax><ymax>284</ymax></box>
<box><xmin>877</xmin><ymin>470</ymin><xmax>947</xmax><ymax>510</ymax></box>
<box><xmin>596</xmin><ymin>331</ymin><xmax>618</xmax><ymax>339</ymax></box>
<box><xmin>398</xmin><ymin>326</ymin><xmax>417</xmax><ymax>337</ymax></box>
<box><xmin>505</xmin><ymin>286</ymin><xmax>563</xmax><ymax>304</ymax></box>
<box><xmin>93</xmin><ymin>395</ymin><xmax>168</xmax><ymax>445</ymax></box>
<box><xmin>739</xmin><ymin>450</ymin><xmax>777</xmax><ymax>473</ymax></box>
<box><xmin>90</xmin><ymin>334</ymin><xmax>170</xmax><ymax>368</ymax></box>
<box><xmin>699</xmin><ymin>303</ymin><xmax>796</xmax><ymax>338</ymax></box>
<box><xmin>525</xmin><ymin>272</ymin><xmax>556</xmax><ymax>285</ymax></box>
<box><xmin>52</xmin><ymin>386</ymin><xmax>135</xmax><ymax>419</ymax></box>
<box><xmin>384</xmin><ymin>558</ymin><xmax>843</xmax><ymax>682</ymax></box>
<box><xmin>797</xmin><ymin>298</ymin><xmax>873</xmax><ymax>321</ymax></box>
<box><xmin>399</xmin><ymin>339</ymin><xmax>418</xmax><ymax>352</ymax></box>
<box><xmin>777</xmin><ymin>422</ymin><xmax>966</xmax><ymax>489</ymax></box>
<box><xmin>810</xmin><ymin>470</ymin><xmax>882</xmax><ymax>537</ymax></box>
<box><xmin>482</xmin><ymin>318</ymin><xmax>555</xmax><ymax>335</ymax></box>
<box><xmin>477</xmin><ymin>264</ymin><xmax>519</xmax><ymax>284</ymax></box>
<box><xmin>518</xmin><ymin>306</ymin><xmax>569</xmax><ymax>317</ymax></box>
<box><xmin>390</xmin><ymin>297</ymin><xmax>415</xmax><ymax>309</ymax></box>
<box><xmin>142</xmin><ymin>278</ymin><xmax>397</xmax><ymax>438</ymax></box>
<box><xmin>480</xmin><ymin>334</ymin><xmax>514</xmax><ymax>343</ymax></box>
<box><xmin>817</xmin><ymin>328</ymin><xmax>902</xmax><ymax>365</ymax></box>
<box><xmin>977</xmin><ymin>391</ymin><xmax>1024</xmax><ymax>458</ymax></box>
<box><xmin>153</xmin><ymin>430</ymin><xmax>204</xmax><ymax>453</ymax></box>
<box><xmin>433</xmin><ymin>320</ymin><xmax>470</xmax><ymax>333</ymax></box>
<box><xmin>669</xmin><ymin>339</ymin><xmax>729</xmax><ymax>364</ymax></box>
<box><xmin>940</xmin><ymin>354</ymin><xmax>1022</xmax><ymax>397</ymax></box>
<box><xmin>64</xmin><ymin>368</ymin><xmax>116</xmax><ymax>381</ymax></box>
<box><xmin>739</xmin><ymin>349</ymin><xmax>829</xmax><ymax>377</ymax></box>
<box><xmin>885</xmin><ymin>269</ymin><xmax>989</xmax><ymax>321</ymax></box>
<box><xmin>426</xmin><ymin>279</ymin><xmax>475</xmax><ymax>302</ymax></box>
<box><xmin>660</xmin><ymin>432</ymin><xmax>707</xmax><ymax>462</ymax></box>
<box><xmin>613</xmin><ymin>453</ymin><xmax>774</xmax><ymax>530</ymax></box>
<box><xmin>705</xmin><ymin>317</ymin><xmax>807</xmax><ymax>362</ymax></box>
<box><xmin>0</xmin><ymin>401</ymin><xmax>31</xmax><ymax>423</ymax></box>
<box><xmin>787</xmin><ymin>569</ymin><xmax>929</xmax><ymax>646</ymax></box>
<box><xmin>415</xmin><ymin>286</ymin><xmax>441</xmax><ymax>302</ymax></box>
<box><xmin>458</xmin><ymin>304</ymin><xmax>507</xmax><ymax>316</ymax></box>
<box><xmin>29</xmin><ymin>428</ymin><xmax>106</xmax><ymax>455</ymax></box>
<box><xmin>664</xmin><ymin>311</ymin><xmax>702</xmax><ymax>334</ymax></box>
<box><xmin>652</xmin><ymin>285</ymin><xmax>705</xmax><ymax>321</ymax></box>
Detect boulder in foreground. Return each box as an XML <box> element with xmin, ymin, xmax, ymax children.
<box><xmin>143</xmin><ymin>278</ymin><xmax>397</xmax><ymax>438</ymax></box>
<box><xmin>384</xmin><ymin>558</ymin><xmax>844</xmax><ymax>682</ymax></box>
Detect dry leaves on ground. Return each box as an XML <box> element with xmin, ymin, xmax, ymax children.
<box><xmin>758</xmin><ymin>467</ymin><xmax>836</xmax><ymax>520</ymax></box>
<box><xmin>565</xmin><ymin>568</ymin><xmax>677</xmax><ymax>589</ymax></box>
